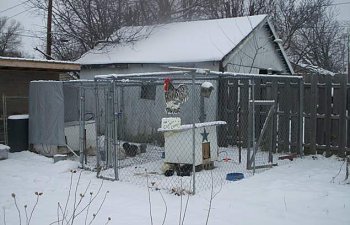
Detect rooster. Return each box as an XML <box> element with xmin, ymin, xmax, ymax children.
<box><xmin>163</xmin><ymin>78</ymin><xmax>189</xmax><ymax>114</ymax></box>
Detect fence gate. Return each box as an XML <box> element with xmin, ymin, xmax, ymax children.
<box><xmin>247</xmin><ymin>100</ymin><xmax>276</xmax><ymax>170</ymax></box>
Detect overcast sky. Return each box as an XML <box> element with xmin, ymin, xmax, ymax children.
<box><xmin>1</xmin><ymin>0</ymin><xmax>350</xmax><ymax>59</ymax></box>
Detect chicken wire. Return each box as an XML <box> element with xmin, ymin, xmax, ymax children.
<box><xmin>73</xmin><ymin>71</ymin><xmax>303</xmax><ymax>194</ymax></box>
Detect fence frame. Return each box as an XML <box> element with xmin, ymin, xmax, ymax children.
<box><xmin>1</xmin><ymin>94</ymin><xmax>29</xmax><ymax>145</ymax></box>
<box><xmin>76</xmin><ymin>70</ymin><xmax>304</xmax><ymax>193</ymax></box>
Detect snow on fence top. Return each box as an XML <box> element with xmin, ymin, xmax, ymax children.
<box><xmin>297</xmin><ymin>63</ymin><xmax>336</xmax><ymax>76</ymax></box>
<box><xmin>78</xmin><ymin>15</ymin><xmax>267</xmax><ymax>65</ymax></box>
<box><xmin>158</xmin><ymin>121</ymin><xmax>227</xmax><ymax>132</ymax></box>
<box><xmin>8</xmin><ymin>114</ymin><xmax>29</xmax><ymax>120</ymax></box>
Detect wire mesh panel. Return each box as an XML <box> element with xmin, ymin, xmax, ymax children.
<box><xmin>63</xmin><ymin>81</ymin><xmax>101</xmax><ymax>170</ymax></box>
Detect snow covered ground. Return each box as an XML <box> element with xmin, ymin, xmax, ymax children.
<box><xmin>0</xmin><ymin>151</ymin><xmax>349</xmax><ymax>225</ymax></box>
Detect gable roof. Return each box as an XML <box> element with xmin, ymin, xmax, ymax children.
<box><xmin>78</xmin><ymin>15</ymin><xmax>269</xmax><ymax>65</ymax></box>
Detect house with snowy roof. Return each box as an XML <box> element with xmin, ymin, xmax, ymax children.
<box><xmin>75</xmin><ymin>15</ymin><xmax>295</xmax><ymax>143</ymax></box>
<box><xmin>78</xmin><ymin>14</ymin><xmax>294</xmax><ymax>78</ymax></box>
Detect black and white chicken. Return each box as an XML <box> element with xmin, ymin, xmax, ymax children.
<box><xmin>163</xmin><ymin>78</ymin><xmax>189</xmax><ymax>114</ymax></box>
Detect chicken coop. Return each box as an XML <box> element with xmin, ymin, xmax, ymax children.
<box><xmin>76</xmin><ymin>70</ymin><xmax>303</xmax><ymax>194</ymax></box>
<box><xmin>28</xmin><ymin>70</ymin><xmax>304</xmax><ymax>194</ymax></box>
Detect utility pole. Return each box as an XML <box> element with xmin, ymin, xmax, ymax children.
<box><xmin>46</xmin><ymin>0</ymin><xmax>53</xmax><ymax>60</ymax></box>
<box><xmin>347</xmin><ymin>31</ymin><xmax>349</xmax><ymax>82</ymax></box>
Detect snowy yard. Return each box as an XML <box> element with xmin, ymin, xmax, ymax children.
<box><xmin>0</xmin><ymin>151</ymin><xmax>349</xmax><ymax>225</ymax></box>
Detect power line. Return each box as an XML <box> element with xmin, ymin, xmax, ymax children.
<box><xmin>329</xmin><ymin>1</ymin><xmax>350</xmax><ymax>6</ymax></box>
<box><xmin>7</xmin><ymin>8</ymin><xmax>33</xmax><ymax>19</ymax></box>
<box><xmin>0</xmin><ymin>0</ymin><xmax>30</xmax><ymax>14</ymax></box>
<box><xmin>16</xmin><ymin>33</ymin><xmax>44</xmax><ymax>39</ymax></box>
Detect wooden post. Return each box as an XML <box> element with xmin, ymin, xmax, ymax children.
<box><xmin>298</xmin><ymin>78</ymin><xmax>304</xmax><ymax>156</ymax></box>
<box><xmin>271</xmin><ymin>80</ymin><xmax>278</xmax><ymax>153</ymax></box>
<box><xmin>339</xmin><ymin>74</ymin><xmax>347</xmax><ymax>156</ymax></box>
<box><xmin>217</xmin><ymin>77</ymin><xmax>228</xmax><ymax>147</ymax></box>
<box><xmin>310</xmin><ymin>74</ymin><xmax>318</xmax><ymax>154</ymax></box>
<box><xmin>227</xmin><ymin>79</ymin><xmax>238</xmax><ymax>146</ymax></box>
<box><xmin>46</xmin><ymin>0</ymin><xmax>53</xmax><ymax>59</ymax></box>
<box><xmin>324</xmin><ymin>75</ymin><xmax>332</xmax><ymax>156</ymax></box>
<box><xmin>280</xmin><ymin>79</ymin><xmax>290</xmax><ymax>153</ymax></box>
<box><xmin>240</xmin><ymin>79</ymin><xmax>249</xmax><ymax>147</ymax></box>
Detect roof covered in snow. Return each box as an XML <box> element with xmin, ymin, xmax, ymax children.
<box><xmin>0</xmin><ymin>56</ymin><xmax>80</xmax><ymax>71</ymax></box>
<box><xmin>78</xmin><ymin>15</ymin><xmax>268</xmax><ymax>65</ymax></box>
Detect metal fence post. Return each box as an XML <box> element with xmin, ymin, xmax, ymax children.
<box><xmin>299</xmin><ymin>78</ymin><xmax>304</xmax><ymax>157</ymax></box>
<box><xmin>94</xmin><ymin>81</ymin><xmax>101</xmax><ymax>177</ymax></box>
<box><xmin>79</xmin><ymin>85</ymin><xmax>86</xmax><ymax>167</ymax></box>
<box><xmin>112</xmin><ymin>81</ymin><xmax>119</xmax><ymax>180</ymax></box>
<box><xmin>251</xmin><ymin>78</ymin><xmax>256</xmax><ymax>174</ymax></box>
<box><xmin>2</xmin><ymin>95</ymin><xmax>8</xmax><ymax>145</ymax></box>
<box><xmin>191</xmin><ymin>72</ymin><xmax>196</xmax><ymax>194</ymax></box>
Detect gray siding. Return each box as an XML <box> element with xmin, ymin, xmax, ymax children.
<box><xmin>119</xmin><ymin>81</ymin><xmax>218</xmax><ymax>142</ymax></box>
<box><xmin>80</xmin><ymin>63</ymin><xmax>219</xmax><ymax>142</ymax></box>
<box><xmin>78</xmin><ymin>25</ymin><xmax>291</xmax><ymax>141</ymax></box>
<box><xmin>223</xmin><ymin>25</ymin><xmax>289</xmax><ymax>74</ymax></box>
<box><xmin>80</xmin><ymin>62</ymin><xmax>220</xmax><ymax>79</ymax></box>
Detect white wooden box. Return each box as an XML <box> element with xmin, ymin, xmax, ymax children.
<box><xmin>158</xmin><ymin>121</ymin><xmax>226</xmax><ymax>166</ymax></box>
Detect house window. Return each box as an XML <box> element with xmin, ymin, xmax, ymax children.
<box><xmin>259</xmin><ymin>69</ymin><xmax>279</xmax><ymax>74</ymax></box>
<box><xmin>140</xmin><ymin>84</ymin><xmax>156</xmax><ymax>100</ymax></box>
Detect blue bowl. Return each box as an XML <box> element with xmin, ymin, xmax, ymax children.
<box><xmin>226</xmin><ymin>173</ymin><xmax>244</xmax><ymax>181</ymax></box>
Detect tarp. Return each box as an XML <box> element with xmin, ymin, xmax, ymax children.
<box><xmin>29</xmin><ymin>81</ymin><xmax>65</xmax><ymax>145</ymax></box>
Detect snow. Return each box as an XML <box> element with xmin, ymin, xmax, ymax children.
<box><xmin>1</xmin><ymin>151</ymin><xmax>349</xmax><ymax>225</ymax></box>
<box><xmin>0</xmin><ymin>144</ymin><xmax>10</xmax><ymax>150</ymax></box>
<box><xmin>8</xmin><ymin>114</ymin><xmax>29</xmax><ymax>120</ymax></box>
<box><xmin>0</xmin><ymin>56</ymin><xmax>78</xmax><ymax>65</ymax></box>
<box><xmin>201</xmin><ymin>81</ymin><xmax>214</xmax><ymax>89</ymax></box>
<box><xmin>158</xmin><ymin>121</ymin><xmax>227</xmax><ymax>132</ymax></box>
<box><xmin>0</xmin><ymin>145</ymin><xmax>9</xmax><ymax>160</ymax></box>
<box><xmin>78</xmin><ymin>15</ymin><xmax>267</xmax><ymax>65</ymax></box>
<box><xmin>297</xmin><ymin>63</ymin><xmax>336</xmax><ymax>76</ymax></box>
<box><xmin>94</xmin><ymin>71</ymin><xmax>188</xmax><ymax>79</ymax></box>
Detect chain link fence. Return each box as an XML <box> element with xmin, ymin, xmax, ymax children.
<box><xmin>70</xmin><ymin>72</ymin><xmax>303</xmax><ymax>193</ymax></box>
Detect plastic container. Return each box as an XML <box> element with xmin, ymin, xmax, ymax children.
<box><xmin>7</xmin><ymin>114</ymin><xmax>29</xmax><ymax>152</ymax></box>
<box><xmin>226</xmin><ymin>173</ymin><xmax>244</xmax><ymax>181</ymax></box>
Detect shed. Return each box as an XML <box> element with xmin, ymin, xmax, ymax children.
<box><xmin>0</xmin><ymin>56</ymin><xmax>80</xmax><ymax>145</ymax></box>
<box><xmin>77</xmin><ymin>14</ymin><xmax>293</xmax><ymax>77</ymax></box>
<box><xmin>75</xmin><ymin>15</ymin><xmax>295</xmax><ymax>143</ymax></box>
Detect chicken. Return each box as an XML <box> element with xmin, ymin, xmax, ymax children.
<box><xmin>163</xmin><ymin>78</ymin><xmax>189</xmax><ymax>114</ymax></box>
<box><xmin>122</xmin><ymin>142</ymin><xmax>138</xmax><ymax>157</ymax></box>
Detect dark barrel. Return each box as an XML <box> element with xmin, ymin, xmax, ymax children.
<box><xmin>8</xmin><ymin>115</ymin><xmax>29</xmax><ymax>152</ymax></box>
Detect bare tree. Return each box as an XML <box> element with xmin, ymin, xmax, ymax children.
<box><xmin>29</xmin><ymin>0</ymin><xmax>146</xmax><ymax>60</ymax></box>
<box><xmin>289</xmin><ymin>10</ymin><xmax>343</xmax><ymax>71</ymax></box>
<box><xmin>0</xmin><ymin>17</ymin><xmax>23</xmax><ymax>57</ymax></box>
<box><xmin>272</xmin><ymin>0</ymin><xmax>344</xmax><ymax>72</ymax></box>
<box><xmin>199</xmin><ymin>0</ymin><xmax>344</xmax><ymax>73</ymax></box>
<box><xmin>29</xmin><ymin>0</ymin><xmax>345</xmax><ymax>72</ymax></box>
<box><xmin>133</xmin><ymin>0</ymin><xmax>205</xmax><ymax>23</ymax></box>
<box><xmin>199</xmin><ymin>0</ymin><xmax>276</xmax><ymax>19</ymax></box>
